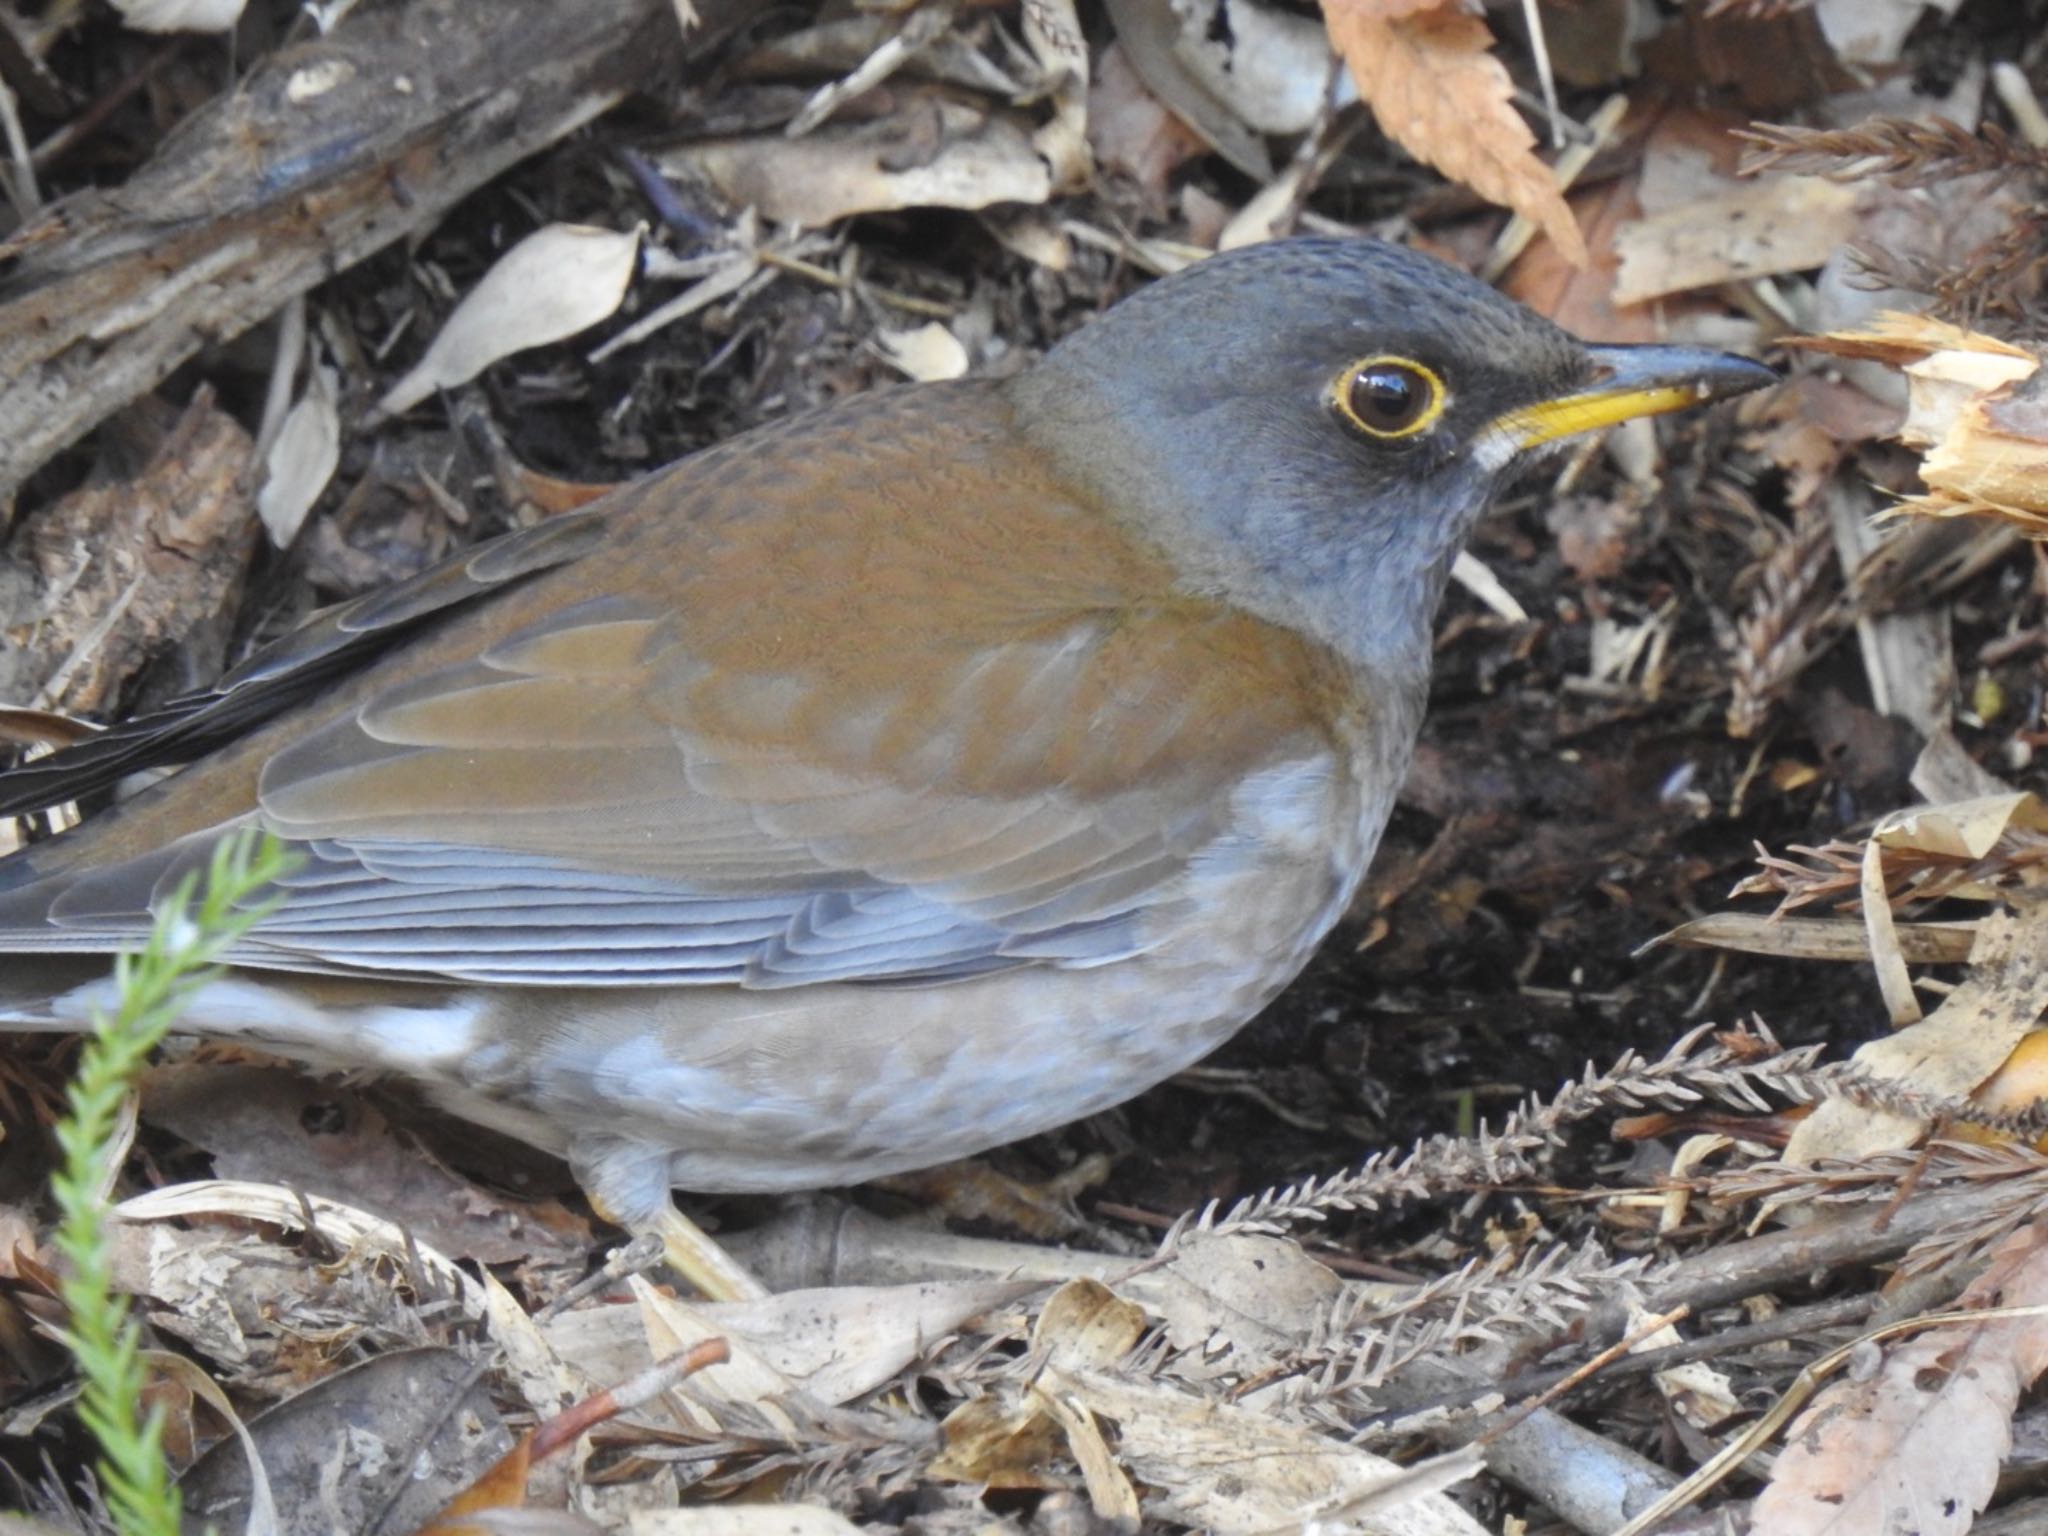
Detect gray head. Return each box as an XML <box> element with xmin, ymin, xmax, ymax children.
<box><xmin>1005</xmin><ymin>238</ymin><xmax>1773</xmax><ymax>689</ymax></box>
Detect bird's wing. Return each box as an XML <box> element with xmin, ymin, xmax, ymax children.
<box><xmin>0</xmin><ymin>383</ymin><xmax>1353</xmax><ymax>987</ymax></box>
<box><xmin>0</xmin><ymin>506</ymin><xmax>611</xmax><ymax>818</ymax></box>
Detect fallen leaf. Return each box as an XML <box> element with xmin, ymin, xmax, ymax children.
<box><xmin>178</xmin><ymin>1348</ymin><xmax>510</xmax><ymax>1534</ymax></box>
<box><xmin>140</xmin><ymin>1064</ymin><xmax>591</xmax><ymax>1268</ymax></box>
<box><xmin>1087</xmin><ymin>42</ymin><xmax>1209</xmax><ymax>197</ymax></box>
<box><xmin>1323</xmin><ymin>3</ymin><xmax>1587</xmax><ymax>267</ymax></box>
<box><xmin>630</xmin><ymin>1511</ymin><xmax>864</xmax><ymax>1536</ymax></box>
<box><xmin>666</xmin><ymin>93</ymin><xmax>1051</xmax><ymax>228</ymax></box>
<box><xmin>110</xmin><ymin>0</ymin><xmax>246</xmax><ymax>31</ymax></box>
<box><xmin>378</xmin><ymin>223</ymin><xmax>642</xmax><ymax>417</ymax></box>
<box><xmin>1786</xmin><ymin>903</ymin><xmax>2048</xmax><ymax>1165</ymax></box>
<box><xmin>875</xmin><ymin>321</ymin><xmax>968</xmax><ymax>381</ymax></box>
<box><xmin>1754</xmin><ymin>1218</ymin><xmax>2048</xmax><ymax>1535</ymax></box>
<box><xmin>256</xmin><ymin>362</ymin><xmax>339</xmax><ymax>547</ymax></box>
<box><xmin>1051</xmin><ymin>1364</ymin><xmax>1490</xmax><ymax>1535</ymax></box>
<box><xmin>1874</xmin><ymin>793</ymin><xmax>2048</xmax><ymax>862</ymax></box>
<box><xmin>1612</xmin><ymin>175</ymin><xmax>1859</xmax><ymax>303</ymax></box>
<box><xmin>1023</xmin><ymin>0</ymin><xmax>1091</xmax><ymax>192</ymax></box>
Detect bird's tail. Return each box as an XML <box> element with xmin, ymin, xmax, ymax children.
<box><xmin>0</xmin><ymin>956</ymin><xmax>111</xmax><ymax>1029</ymax></box>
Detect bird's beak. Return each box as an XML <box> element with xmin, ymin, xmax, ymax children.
<box><xmin>1487</xmin><ymin>344</ymin><xmax>1778</xmax><ymax>452</ymax></box>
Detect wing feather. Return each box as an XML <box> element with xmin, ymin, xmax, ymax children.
<box><xmin>0</xmin><ymin>381</ymin><xmax>1355</xmax><ymax>988</ymax></box>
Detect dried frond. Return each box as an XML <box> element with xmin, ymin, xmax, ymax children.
<box><xmin>1736</xmin><ymin>827</ymin><xmax>2048</xmax><ymax>914</ymax></box>
<box><xmin>1704</xmin><ymin>1140</ymin><xmax>2048</xmax><ymax>1278</ymax></box>
<box><xmin>1281</xmin><ymin>1240</ymin><xmax>1659</xmax><ymax>1420</ymax></box>
<box><xmin>1725</xmin><ymin>509</ymin><xmax>1839</xmax><ymax>739</ymax></box>
<box><xmin>1835</xmin><ymin>1069</ymin><xmax>2048</xmax><ymax>1140</ymax></box>
<box><xmin>636</xmin><ymin>1395</ymin><xmax>939</xmax><ymax>1499</ymax></box>
<box><xmin>1847</xmin><ymin>216</ymin><xmax>2048</xmax><ymax>327</ymax></box>
<box><xmin>1704</xmin><ymin>1139</ymin><xmax>2048</xmax><ymax>1208</ymax></box>
<box><xmin>1189</xmin><ymin>1022</ymin><xmax>1825</xmax><ymax>1238</ymax></box>
<box><xmin>1739</xmin><ymin>118</ymin><xmax>2048</xmax><ymax>189</ymax></box>
<box><xmin>1731</xmin><ymin>837</ymin><xmax>1863</xmax><ymax>907</ymax></box>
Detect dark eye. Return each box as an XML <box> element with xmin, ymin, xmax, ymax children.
<box><xmin>1333</xmin><ymin>356</ymin><xmax>1445</xmax><ymax>439</ymax></box>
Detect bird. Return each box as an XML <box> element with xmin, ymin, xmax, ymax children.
<box><xmin>0</xmin><ymin>238</ymin><xmax>1774</xmax><ymax>1296</ymax></box>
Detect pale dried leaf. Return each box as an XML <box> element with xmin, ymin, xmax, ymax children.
<box><xmin>667</xmin><ymin>97</ymin><xmax>1051</xmax><ymax>228</ymax></box>
<box><xmin>1912</xmin><ymin>729</ymin><xmax>2013</xmax><ymax>804</ymax></box>
<box><xmin>630</xmin><ymin>1511</ymin><xmax>862</xmax><ymax>1536</ymax></box>
<box><xmin>1162</xmin><ymin>0</ymin><xmax>1349</xmax><ymax>135</ymax></box>
<box><xmin>377</xmin><ymin>223</ymin><xmax>642</xmax><ymax>417</ymax></box>
<box><xmin>1862</xmin><ymin>835</ymin><xmax>1919</xmax><ymax>1025</ymax></box>
<box><xmin>1323</xmin><ymin>5</ymin><xmax>1587</xmax><ymax>268</ymax></box>
<box><xmin>708</xmin><ymin>1279</ymin><xmax>1033</xmax><ymax>1404</ymax></box>
<box><xmin>1787</xmin><ymin>904</ymin><xmax>2048</xmax><ymax>1165</ymax></box>
<box><xmin>1659</xmin><ymin>913</ymin><xmax>1978</xmax><ymax>965</ymax></box>
<box><xmin>140</xmin><ymin>1349</ymin><xmax>278</xmax><ymax>1536</ymax></box>
<box><xmin>1874</xmin><ymin>793</ymin><xmax>2048</xmax><ymax>861</ymax></box>
<box><xmin>544</xmin><ymin>1277</ymin><xmax>1032</xmax><ymax>1417</ymax></box>
<box><xmin>983</xmin><ymin>210</ymin><xmax>1072</xmax><ymax>271</ymax></box>
<box><xmin>875</xmin><ymin>321</ymin><xmax>969</xmax><ymax>381</ymax></box>
<box><xmin>110</xmin><ymin>0</ymin><xmax>245</xmax><ymax>31</ymax></box>
<box><xmin>255</xmin><ymin>362</ymin><xmax>339</xmax><ymax>547</ymax></box>
<box><xmin>114</xmin><ymin>1179</ymin><xmax>483</xmax><ymax>1315</ymax></box>
<box><xmin>1902</xmin><ymin>351</ymin><xmax>2038</xmax><ymax>450</ymax></box>
<box><xmin>1132</xmin><ymin>1231</ymin><xmax>1343</xmax><ymax>1377</ymax></box>
<box><xmin>1031</xmin><ymin>1386</ymin><xmax>1142</xmax><ymax>1523</ymax></box>
<box><xmin>1100</xmin><ymin>0</ymin><xmax>1272</xmax><ymax>178</ymax></box>
<box><xmin>1052</xmin><ymin>1365</ymin><xmax>1490</xmax><ymax>1535</ymax></box>
<box><xmin>1754</xmin><ymin>1218</ymin><xmax>2048</xmax><ymax>1535</ymax></box>
<box><xmin>629</xmin><ymin>1274</ymin><xmax>799</xmax><ymax>1434</ymax></box>
<box><xmin>478</xmin><ymin>1270</ymin><xmax>582</xmax><ymax>1420</ymax></box>
<box><xmin>1612</xmin><ymin>176</ymin><xmax>1859</xmax><ymax>304</ymax></box>
<box><xmin>1087</xmin><ymin>42</ymin><xmax>1209</xmax><ymax>196</ymax></box>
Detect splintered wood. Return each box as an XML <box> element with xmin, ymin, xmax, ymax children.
<box><xmin>1807</xmin><ymin>314</ymin><xmax>2048</xmax><ymax>536</ymax></box>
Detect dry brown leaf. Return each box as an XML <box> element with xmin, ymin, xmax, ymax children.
<box><xmin>1753</xmin><ymin>1218</ymin><xmax>2048</xmax><ymax>1535</ymax></box>
<box><xmin>1322</xmin><ymin>3</ymin><xmax>1588</xmax><ymax>268</ymax></box>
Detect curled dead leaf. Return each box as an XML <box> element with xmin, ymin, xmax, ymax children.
<box><xmin>1321</xmin><ymin>3</ymin><xmax>1587</xmax><ymax>268</ymax></box>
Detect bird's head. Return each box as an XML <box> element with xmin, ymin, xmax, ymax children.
<box><xmin>1007</xmin><ymin>238</ymin><xmax>1775</xmax><ymax>683</ymax></box>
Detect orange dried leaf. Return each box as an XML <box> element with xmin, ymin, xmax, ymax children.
<box><xmin>1322</xmin><ymin>3</ymin><xmax>1588</xmax><ymax>268</ymax></box>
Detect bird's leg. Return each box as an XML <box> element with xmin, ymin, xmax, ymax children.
<box><xmin>574</xmin><ymin>1137</ymin><xmax>769</xmax><ymax>1302</ymax></box>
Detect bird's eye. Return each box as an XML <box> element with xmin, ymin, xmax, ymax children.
<box><xmin>1332</xmin><ymin>356</ymin><xmax>1445</xmax><ymax>440</ymax></box>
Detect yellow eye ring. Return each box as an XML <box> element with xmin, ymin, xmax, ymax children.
<box><xmin>1331</xmin><ymin>355</ymin><xmax>1446</xmax><ymax>440</ymax></box>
